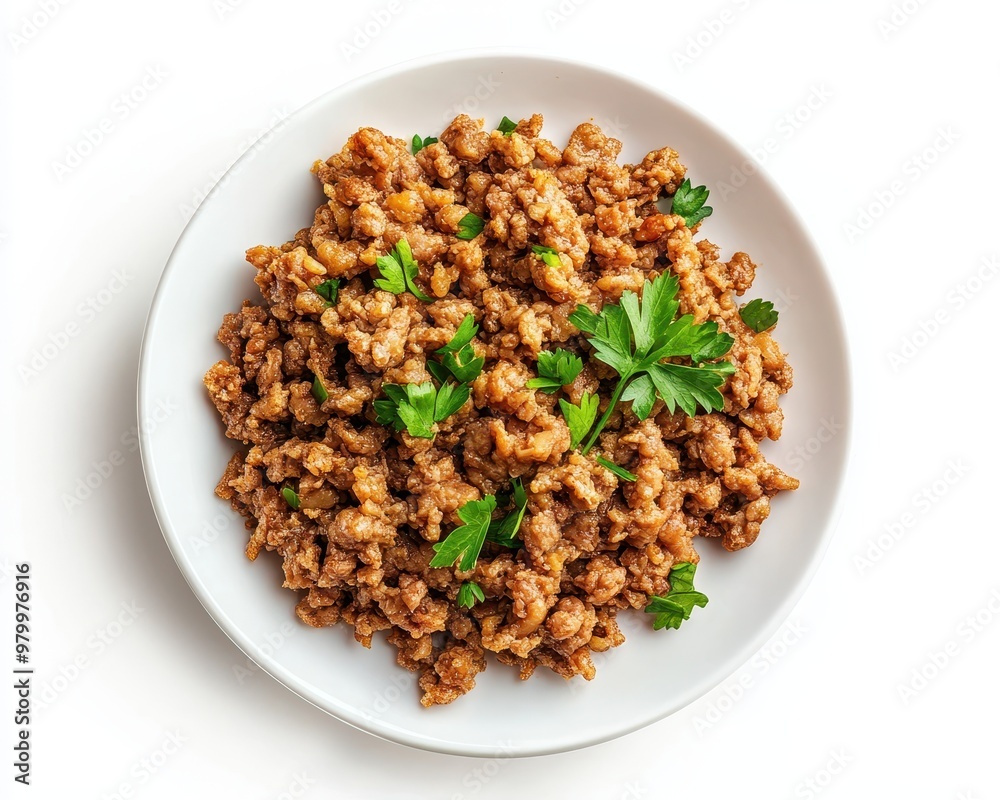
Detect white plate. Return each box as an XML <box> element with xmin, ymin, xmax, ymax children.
<box><xmin>139</xmin><ymin>50</ymin><xmax>851</xmax><ymax>757</ymax></box>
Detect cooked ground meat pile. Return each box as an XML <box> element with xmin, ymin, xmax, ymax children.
<box><xmin>204</xmin><ymin>113</ymin><xmax>799</xmax><ymax>706</ymax></box>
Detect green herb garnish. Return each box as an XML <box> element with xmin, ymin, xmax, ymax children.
<box><xmin>374</xmin><ymin>239</ymin><xmax>433</xmax><ymax>302</ymax></box>
<box><xmin>311</xmin><ymin>374</ymin><xmax>329</xmax><ymax>404</ymax></box>
<box><xmin>531</xmin><ymin>244</ymin><xmax>562</xmax><ymax>268</ymax></box>
<box><xmin>457</xmin><ymin>581</ymin><xmax>485</xmax><ymax>609</ymax></box>
<box><xmin>314</xmin><ymin>278</ymin><xmax>340</xmax><ymax>307</ymax></box>
<box><xmin>558</xmin><ymin>392</ymin><xmax>600</xmax><ymax>450</ymax></box>
<box><xmin>456</xmin><ymin>212</ymin><xmax>485</xmax><ymax>241</ymax></box>
<box><xmin>594</xmin><ymin>456</ymin><xmax>636</xmax><ymax>482</ymax></box>
<box><xmin>526</xmin><ymin>348</ymin><xmax>583</xmax><ymax>394</ymax></box>
<box><xmin>430</xmin><ymin>313</ymin><xmax>485</xmax><ymax>384</ymax></box>
<box><xmin>411</xmin><ymin>134</ymin><xmax>439</xmax><ymax>154</ymax></box>
<box><xmin>429</xmin><ymin>496</ymin><xmax>497</xmax><ymax>571</ymax></box>
<box><xmin>644</xmin><ymin>562</ymin><xmax>708</xmax><ymax>630</ymax></box>
<box><xmin>373</xmin><ymin>381</ymin><xmax>469</xmax><ymax>439</ymax></box>
<box><xmin>496</xmin><ymin>116</ymin><xmax>518</xmax><ymax>136</ymax></box>
<box><xmin>281</xmin><ymin>486</ymin><xmax>301</xmax><ymax>510</ymax></box>
<box><xmin>739</xmin><ymin>299</ymin><xmax>779</xmax><ymax>333</ymax></box>
<box><xmin>567</xmin><ymin>272</ymin><xmax>735</xmax><ymax>453</ymax></box>
<box><xmin>486</xmin><ymin>478</ymin><xmax>528</xmax><ymax>547</ymax></box>
<box><xmin>669</xmin><ymin>178</ymin><xmax>713</xmax><ymax>228</ymax></box>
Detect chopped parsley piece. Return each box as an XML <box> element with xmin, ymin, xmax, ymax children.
<box><xmin>311</xmin><ymin>374</ymin><xmax>329</xmax><ymax>404</ymax></box>
<box><xmin>429</xmin><ymin>495</ymin><xmax>497</xmax><ymax>571</ymax></box>
<box><xmin>527</xmin><ymin>348</ymin><xmax>584</xmax><ymax>394</ymax></box>
<box><xmin>281</xmin><ymin>486</ymin><xmax>301</xmax><ymax>510</ymax></box>
<box><xmin>411</xmin><ymin>134</ymin><xmax>438</xmax><ymax>154</ymax></box>
<box><xmin>669</xmin><ymin>178</ymin><xmax>713</xmax><ymax>228</ymax></box>
<box><xmin>432</xmin><ymin>314</ymin><xmax>484</xmax><ymax>384</ymax></box>
<box><xmin>568</xmin><ymin>271</ymin><xmax>735</xmax><ymax>453</ymax></box>
<box><xmin>456</xmin><ymin>212</ymin><xmax>486</xmax><ymax>241</ymax></box>
<box><xmin>486</xmin><ymin>478</ymin><xmax>528</xmax><ymax>547</ymax></box>
<box><xmin>496</xmin><ymin>116</ymin><xmax>518</xmax><ymax>136</ymax></box>
<box><xmin>559</xmin><ymin>392</ymin><xmax>600</xmax><ymax>451</ymax></box>
<box><xmin>457</xmin><ymin>581</ymin><xmax>485</xmax><ymax>609</ymax></box>
<box><xmin>644</xmin><ymin>562</ymin><xmax>708</xmax><ymax>630</ymax></box>
<box><xmin>314</xmin><ymin>278</ymin><xmax>340</xmax><ymax>307</ymax></box>
<box><xmin>595</xmin><ymin>455</ymin><xmax>636</xmax><ymax>482</ymax></box>
<box><xmin>374</xmin><ymin>381</ymin><xmax>469</xmax><ymax>439</ymax></box>
<box><xmin>374</xmin><ymin>239</ymin><xmax>433</xmax><ymax>302</ymax></box>
<box><xmin>740</xmin><ymin>298</ymin><xmax>779</xmax><ymax>332</ymax></box>
<box><xmin>531</xmin><ymin>244</ymin><xmax>562</xmax><ymax>268</ymax></box>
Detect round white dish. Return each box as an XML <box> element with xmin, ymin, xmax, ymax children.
<box><xmin>138</xmin><ymin>50</ymin><xmax>851</xmax><ymax>757</ymax></box>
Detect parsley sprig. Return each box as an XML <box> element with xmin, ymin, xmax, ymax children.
<box><xmin>527</xmin><ymin>348</ymin><xmax>583</xmax><ymax>394</ymax></box>
<box><xmin>374</xmin><ymin>239</ymin><xmax>433</xmax><ymax>302</ymax></box>
<box><xmin>531</xmin><ymin>244</ymin><xmax>562</xmax><ymax>268</ymax></box>
<box><xmin>740</xmin><ymin>298</ymin><xmax>779</xmax><ymax>332</ymax></box>
<box><xmin>559</xmin><ymin>393</ymin><xmax>600</xmax><ymax>450</ymax></box>
<box><xmin>456</xmin><ymin>212</ymin><xmax>485</xmax><ymax>241</ymax></box>
<box><xmin>430</xmin><ymin>482</ymin><xmax>527</xmax><ymax>580</ymax></box>
<box><xmin>567</xmin><ymin>271</ymin><xmax>735</xmax><ymax>453</ymax></box>
<box><xmin>644</xmin><ymin>562</ymin><xmax>708</xmax><ymax>630</ymax></box>
<box><xmin>427</xmin><ymin>314</ymin><xmax>485</xmax><ymax>384</ymax></box>
<box><xmin>411</xmin><ymin>134</ymin><xmax>438</xmax><ymax>154</ymax></box>
<box><xmin>670</xmin><ymin>178</ymin><xmax>713</xmax><ymax>228</ymax></box>
<box><xmin>374</xmin><ymin>381</ymin><xmax>469</xmax><ymax>439</ymax></box>
<box><xmin>457</xmin><ymin>581</ymin><xmax>485</xmax><ymax>609</ymax></box>
<box><xmin>314</xmin><ymin>278</ymin><xmax>340</xmax><ymax>307</ymax></box>
<box><xmin>496</xmin><ymin>116</ymin><xmax>518</xmax><ymax>136</ymax></box>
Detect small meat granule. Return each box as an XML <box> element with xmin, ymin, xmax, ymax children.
<box><xmin>205</xmin><ymin>114</ymin><xmax>799</xmax><ymax>707</ymax></box>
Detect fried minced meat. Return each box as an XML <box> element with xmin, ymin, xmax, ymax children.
<box><xmin>204</xmin><ymin>113</ymin><xmax>798</xmax><ymax>706</ymax></box>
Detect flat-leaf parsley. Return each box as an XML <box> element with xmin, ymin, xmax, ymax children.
<box><xmin>644</xmin><ymin>562</ymin><xmax>708</xmax><ymax>630</ymax></box>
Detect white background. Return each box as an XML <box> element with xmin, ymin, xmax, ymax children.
<box><xmin>3</xmin><ymin>0</ymin><xmax>998</xmax><ymax>798</ymax></box>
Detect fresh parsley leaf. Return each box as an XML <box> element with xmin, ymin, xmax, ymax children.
<box><xmin>457</xmin><ymin>581</ymin><xmax>485</xmax><ymax>609</ymax></box>
<box><xmin>436</xmin><ymin>314</ymin><xmax>479</xmax><ymax>355</ymax></box>
<box><xmin>559</xmin><ymin>392</ymin><xmax>600</xmax><ymax>450</ymax></box>
<box><xmin>314</xmin><ymin>278</ymin><xmax>340</xmax><ymax>307</ymax></box>
<box><xmin>527</xmin><ymin>348</ymin><xmax>584</xmax><ymax>393</ymax></box>
<box><xmin>425</xmin><ymin>359</ymin><xmax>452</xmax><ymax>386</ymax></box>
<box><xmin>429</xmin><ymin>495</ymin><xmax>497</xmax><ymax>571</ymax></box>
<box><xmin>497</xmin><ymin>116</ymin><xmax>518</xmax><ymax>136</ymax></box>
<box><xmin>594</xmin><ymin>455</ymin><xmax>636</xmax><ymax>482</ymax></box>
<box><xmin>375</xmin><ymin>381</ymin><xmax>470</xmax><ymax>438</ymax></box>
<box><xmin>456</xmin><ymin>212</ymin><xmax>485</xmax><ymax>241</ymax></box>
<box><xmin>281</xmin><ymin>486</ymin><xmax>301</xmax><ymax>510</ymax></box>
<box><xmin>670</xmin><ymin>178</ymin><xmax>713</xmax><ymax>228</ymax></box>
<box><xmin>568</xmin><ymin>271</ymin><xmax>735</xmax><ymax>452</ymax></box>
<box><xmin>433</xmin><ymin>314</ymin><xmax>484</xmax><ymax>383</ymax></box>
<box><xmin>411</xmin><ymin>134</ymin><xmax>438</xmax><ymax>154</ymax></box>
<box><xmin>374</xmin><ymin>239</ymin><xmax>433</xmax><ymax>302</ymax></box>
<box><xmin>311</xmin><ymin>374</ymin><xmax>329</xmax><ymax>404</ymax></box>
<box><xmin>644</xmin><ymin>562</ymin><xmax>708</xmax><ymax>631</ymax></box>
<box><xmin>486</xmin><ymin>478</ymin><xmax>528</xmax><ymax>547</ymax></box>
<box><xmin>531</xmin><ymin>244</ymin><xmax>562</xmax><ymax>268</ymax></box>
<box><xmin>740</xmin><ymin>298</ymin><xmax>779</xmax><ymax>332</ymax></box>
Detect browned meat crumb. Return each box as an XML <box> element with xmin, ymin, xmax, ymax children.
<box><xmin>204</xmin><ymin>114</ymin><xmax>799</xmax><ymax>707</ymax></box>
